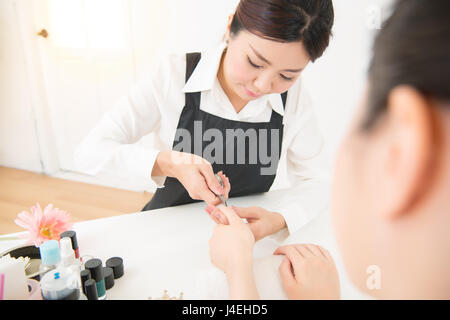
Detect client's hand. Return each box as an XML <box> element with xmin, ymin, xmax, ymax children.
<box><xmin>208</xmin><ymin>206</ymin><xmax>259</xmax><ymax>299</ymax></box>
<box><xmin>274</xmin><ymin>244</ymin><xmax>341</xmax><ymax>300</ymax></box>
<box><xmin>208</xmin><ymin>206</ymin><xmax>255</xmax><ymax>274</ymax></box>
<box><xmin>205</xmin><ymin>205</ymin><xmax>286</xmax><ymax>241</ymax></box>
<box><xmin>233</xmin><ymin>206</ymin><xmax>286</xmax><ymax>241</ymax></box>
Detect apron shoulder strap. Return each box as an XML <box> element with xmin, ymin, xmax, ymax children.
<box><xmin>269</xmin><ymin>91</ymin><xmax>288</xmax><ymax>123</ymax></box>
<box><xmin>184</xmin><ymin>52</ymin><xmax>202</xmax><ymax>110</ymax></box>
<box><xmin>186</xmin><ymin>52</ymin><xmax>202</xmax><ymax>84</ymax></box>
<box><xmin>281</xmin><ymin>91</ymin><xmax>288</xmax><ymax>110</ymax></box>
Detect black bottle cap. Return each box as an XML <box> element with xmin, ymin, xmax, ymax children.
<box><xmin>60</xmin><ymin>231</ymin><xmax>78</xmax><ymax>250</ymax></box>
<box><xmin>84</xmin><ymin>258</ymin><xmax>104</xmax><ymax>282</ymax></box>
<box><xmin>106</xmin><ymin>257</ymin><xmax>124</xmax><ymax>279</ymax></box>
<box><xmin>103</xmin><ymin>267</ymin><xmax>115</xmax><ymax>290</ymax></box>
<box><xmin>84</xmin><ymin>279</ymin><xmax>98</xmax><ymax>300</ymax></box>
<box><xmin>80</xmin><ymin>269</ymin><xmax>91</xmax><ymax>294</ymax></box>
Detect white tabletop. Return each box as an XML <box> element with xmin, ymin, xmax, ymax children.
<box><xmin>0</xmin><ymin>189</ymin><xmax>369</xmax><ymax>300</ymax></box>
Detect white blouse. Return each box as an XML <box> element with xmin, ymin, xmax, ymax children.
<box><xmin>74</xmin><ymin>41</ymin><xmax>327</xmax><ymax>237</ymax></box>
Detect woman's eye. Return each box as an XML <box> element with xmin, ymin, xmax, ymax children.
<box><xmin>247</xmin><ymin>56</ymin><xmax>262</xmax><ymax>69</ymax></box>
<box><xmin>280</xmin><ymin>74</ymin><xmax>294</xmax><ymax>81</ymax></box>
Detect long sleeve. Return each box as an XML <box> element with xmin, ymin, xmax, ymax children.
<box><xmin>268</xmin><ymin>85</ymin><xmax>328</xmax><ymax>238</ymax></box>
<box><xmin>74</xmin><ymin>59</ymin><xmax>169</xmax><ymax>190</ymax></box>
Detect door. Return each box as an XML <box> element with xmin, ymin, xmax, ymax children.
<box><xmin>16</xmin><ymin>0</ymin><xmax>236</xmax><ymax>190</ymax></box>
<box><xmin>29</xmin><ymin>0</ymin><xmax>137</xmax><ymax>173</ymax></box>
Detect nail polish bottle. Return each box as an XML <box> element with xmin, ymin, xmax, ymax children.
<box><xmin>103</xmin><ymin>267</ymin><xmax>115</xmax><ymax>290</ymax></box>
<box><xmin>38</xmin><ymin>240</ymin><xmax>61</xmax><ymax>280</ymax></box>
<box><xmin>84</xmin><ymin>279</ymin><xmax>98</xmax><ymax>300</ymax></box>
<box><xmin>84</xmin><ymin>258</ymin><xmax>106</xmax><ymax>300</ymax></box>
<box><xmin>59</xmin><ymin>237</ymin><xmax>81</xmax><ymax>274</ymax></box>
<box><xmin>80</xmin><ymin>269</ymin><xmax>91</xmax><ymax>296</ymax></box>
<box><xmin>106</xmin><ymin>257</ymin><xmax>124</xmax><ymax>279</ymax></box>
<box><xmin>60</xmin><ymin>231</ymin><xmax>80</xmax><ymax>259</ymax></box>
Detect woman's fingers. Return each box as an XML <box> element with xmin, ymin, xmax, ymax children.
<box><xmin>232</xmin><ymin>206</ymin><xmax>259</xmax><ymax>219</ymax></box>
<box><xmin>217</xmin><ymin>171</ymin><xmax>231</xmax><ymax>199</ymax></box>
<box><xmin>317</xmin><ymin>246</ymin><xmax>336</xmax><ymax>265</ymax></box>
<box><xmin>296</xmin><ymin>244</ymin><xmax>317</xmax><ymax>258</ymax></box>
<box><xmin>214</xmin><ymin>206</ymin><xmax>229</xmax><ymax>225</ymax></box>
<box><xmin>200</xmin><ymin>166</ymin><xmax>224</xmax><ymax>195</ymax></box>
<box><xmin>217</xmin><ymin>205</ymin><xmax>241</xmax><ymax>225</ymax></box>
<box><xmin>273</xmin><ymin>245</ymin><xmax>304</xmax><ymax>277</ymax></box>
<box><xmin>205</xmin><ymin>205</ymin><xmax>222</xmax><ymax>224</ymax></box>
<box><xmin>279</xmin><ymin>257</ymin><xmax>297</xmax><ymax>287</ymax></box>
<box><xmin>205</xmin><ymin>204</ymin><xmax>231</xmax><ymax>225</ymax></box>
<box><xmin>196</xmin><ymin>177</ymin><xmax>219</xmax><ymax>204</ymax></box>
<box><xmin>296</xmin><ymin>244</ymin><xmax>334</xmax><ymax>263</ymax></box>
<box><xmin>204</xmin><ymin>204</ymin><xmax>247</xmax><ymax>227</ymax></box>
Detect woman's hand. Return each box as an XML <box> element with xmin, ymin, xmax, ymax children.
<box><xmin>206</xmin><ymin>205</ymin><xmax>287</xmax><ymax>241</ymax></box>
<box><xmin>274</xmin><ymin>244</ymin><xmax>341</xmax><ymax>300</ymax></box>
<box><xmin>152</xmin><ymin>150</ymin><xmax>230</xmax><ymax>206</ymax></box>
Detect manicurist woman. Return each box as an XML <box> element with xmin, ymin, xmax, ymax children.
<box><xmin>75</xmin><ymin>0</ymin><xmax>334</xmax><ymax>240</ymax></box>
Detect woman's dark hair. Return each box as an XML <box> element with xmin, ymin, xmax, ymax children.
<box><xmin>230</xmin><ymin>0</ymin><xmax>334</xmax><ymax>62</ymax></box>
<box><xmin>363</xmin><ymin>0</ymin><xmax>450</xmax><ymax>130</ymax></box>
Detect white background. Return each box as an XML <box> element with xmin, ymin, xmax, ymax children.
<box><xmin>0</xmin><ymin>0</ymin><xmax>393</xmax><ymax>192</ymax></box>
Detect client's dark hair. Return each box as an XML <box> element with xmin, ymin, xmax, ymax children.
<box><xmin>230</xmin><ymin>0</ymin><xmax>334</xmax><ymax>62</ymax></box>
<box><xmin>363</xmin><ymin>0</ymin><xmax>450</xmax><ymax>130</ymax></box>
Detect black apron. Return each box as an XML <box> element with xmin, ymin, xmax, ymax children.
<box><xmin>142</xmin><ymin>52</ymin><xmax>287</xmax><ymax>211</ymax></box>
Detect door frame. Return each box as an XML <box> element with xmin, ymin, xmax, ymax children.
<box><xmin>13</xmin><ymin>0</ymin><xmax>60</xmax><ymax>174</ymax></box>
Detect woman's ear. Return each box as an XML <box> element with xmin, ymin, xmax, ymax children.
<box><xmin>227</xmin><ymin>13</ymin><xmax>234</xmax><ymax>28</ymax></box>
<box><xmin>380</xmin><ymin>85</ymin><xmax>436</xmax><ymax>220</ymax></box>
<box><xmin>224</xmin><ymin>13</ymin><xmax>234</xmax><ymax>43</ymax></box>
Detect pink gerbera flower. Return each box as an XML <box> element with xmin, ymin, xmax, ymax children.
<box><xmin>14</xmin><ymin>203</ymin><xmax>73</xmax><ymax>247</ymax></box>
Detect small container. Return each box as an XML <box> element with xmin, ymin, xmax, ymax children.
<box><xmin>60</xmin><ymin>231</ymin><xmax>79</xmax><ymax>259</ymax></box>
<box><xmin>84</xmin><ymin>259</ymin><xmax>106</xmax><ymax>300</ymax></box>
<box><xmin>38</xmin><ymin>240</ymin><xmax>61</xmax><ymax>280</ymax></box>
<box><xmin>40</xmin><ymin>267</ymin><xmax>81</xmax><ymax>300</ymax></box>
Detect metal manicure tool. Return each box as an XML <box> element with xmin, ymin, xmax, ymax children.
<box><xmin>214</xmin><ymin>174</ymin><xmax>228</xmax><ymax>207</ymax></box>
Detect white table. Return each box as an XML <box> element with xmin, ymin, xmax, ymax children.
<box><xmin>0</xmin><ymin>189</ymin><xmax>369</xmax><ymax>300</ymax></box>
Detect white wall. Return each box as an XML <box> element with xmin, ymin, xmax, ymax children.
<box><xmin>302</xmin><ymin>0</ymin><xmax>393</xmax><ymax>173</ymax></box>
<box><xmin>1</xmin><ymin>0</ymin><xmax>394</xmax><ymax>191</ymax></box>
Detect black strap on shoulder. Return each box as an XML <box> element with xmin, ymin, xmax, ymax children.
<box><xmin>281</xmin><ymin>91</ymin><xmax>288</xmax><ymax>110</ymax></box>
<box><xmin>184</xmin><ymin>52</ymin><xmax>202</xmax><ymax>109</ymax></box>
<box><xmin>185</xmin><ymin>52</ymin><xmax>202</xmax><ymax>84</ymax></box>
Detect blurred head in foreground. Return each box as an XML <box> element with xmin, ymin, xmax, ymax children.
<box><xmin>332</xmin><ymin>0</ymin><xmax>450</xmax><ymax>299</ymax></box>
